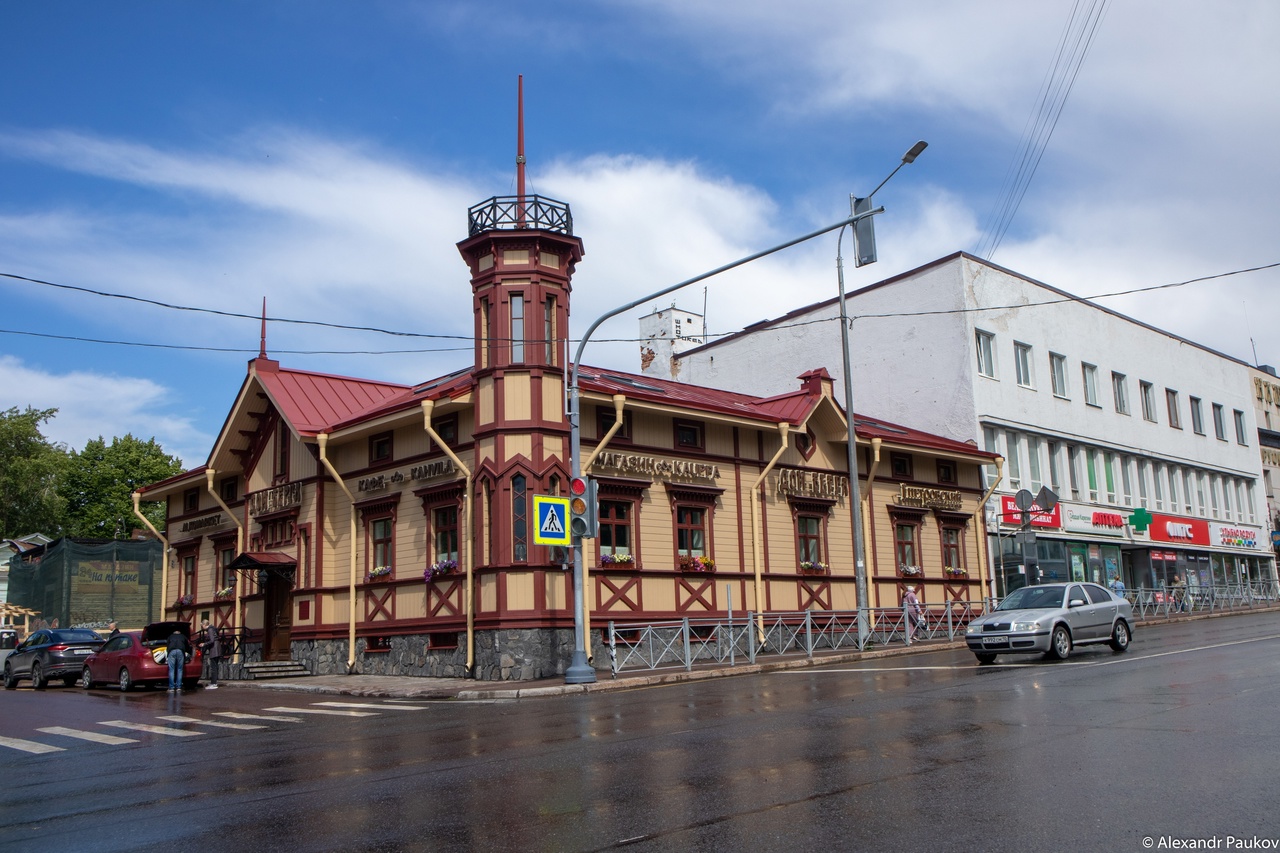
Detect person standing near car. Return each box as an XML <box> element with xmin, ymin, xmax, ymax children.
<box><xmin>166</xmin><ymin>628</ymin><xmax>191</xmax><ymax>692</ymax></box>
<box><xmin>199</xmin><ymin>619</ymin><xmax>222</xmax><ymax>689</ymax></box>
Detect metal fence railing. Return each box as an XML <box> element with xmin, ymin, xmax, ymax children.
<box><xmin>605</xmin><ymin>584</ymin><xmax>1280</xmax><ymax>677</ymax></box>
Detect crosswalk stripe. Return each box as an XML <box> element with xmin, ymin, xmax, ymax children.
<box><xmin>156</xmin><ymin>715</ymin><xmax>266</xmax><ymax>731</ymax></box>
<box><xmin>37</xmin><ymin>727</ymin><xmax>137</xmax><ymax>745</ymax></box>
<box><xmin>213</xmin><ymin>711</ymin><xmax>304</xmax><ymax>723</ymax></box>
<box><xmin>99</xmin><ymin>720</ymin><xmax>204</xmax><ymax>737</ymax></box>
<box><xmin>263</xmin><ymin>706</ymin><xmax>379</xmax><ymax>717</ymax></box>
<box><xmin>312</xmin><ymin>701</ymin><xmax>427</xmax><ymax>711</ymax></box>
<box><xmin>0</xmin><ymin>735</ymin><xmax>64</xmax><ymax>754</ymax></box>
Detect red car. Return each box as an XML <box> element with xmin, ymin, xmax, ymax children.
<box><xmin>79</xmin><ymin>622</ymin><xmax>203</xmax><ymax>691</ymax></box>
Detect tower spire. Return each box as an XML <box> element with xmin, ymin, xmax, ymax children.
<box><xmin>259</xmin><ymin>297</ymin><xmax>268</xmax><ymax>359</ymax></box>
<box><xmin>517</xmin><ymin>74</ymin><xmax>527</xmax><ymax>227</ymax></box>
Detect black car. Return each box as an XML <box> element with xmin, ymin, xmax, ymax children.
<box><xmin>3</xmin><ymin>628</ymin><xmax>105</xmax><ymax>689</ymax></box>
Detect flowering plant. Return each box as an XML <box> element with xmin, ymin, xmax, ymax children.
<box><xmin>799</xmin><ymin>561</ymin><xmax>830</xmax><ymax>575</ymax></box>
<box><xmin>599</xmin><ymin>553</ymin><xmax>635</xmax><ymax>566</ymax></box>
<box><xmin>175</xmin><ymin>594</ymin><xmax>194</xmax><ymax>607</ymax></box>
<box><xmin>899</xmin><ymin>564</ymin><xmax>923</xmax><ymax>577</ymax></box>
<box><xmin>679</xmin><ymin>555</ymin><xmax>716</xmax><ymax>572</ymax></box>
<box><xmin>424</xmin><ymin>559</ymin><xmax>458</xmax><ymax>582</ymax></box>
<box><xmin>944</xmin><ymin>566</ymin><xmax>968</xmax><ymax>578</ymax></box>
<box><xmin>214</xmin><ymin>585</ymin><xmax>235</xmax><ymax>599</ymax></box>
<box><xmin>367</xmin><ymin>565</ymin><xmax>393</xmax><ymax>582</ymax></box>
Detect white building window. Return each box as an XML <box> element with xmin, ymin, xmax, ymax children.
<box><xmin>1121</xmin><ymin>456</ymin><xmax>1133</xmax><ymax>507</ymax></box>
<box><xmin>1082</xmin><ymin>364</ymin><xmax>1100</xmax><ymax>407</ymax></box>
<box><xmin>1209</xmin><ymin>476</ymin><xmax>1220</xmax><ymax>518</ymax></box>
<box><xmin>1223</xmin><ymin>478</ymin><xmax>1233</xmax><ymax>520</ymax></box>
<box><xmin>1140</xmin><ymin>381</ymin><xmax>1158</xmax><ymax>422</ymax></box>
<box><xmin>1027</xmin><ymin>435</ymin><xmax>1042</xmax><ymax>490</ymax></box>
<box><xmin>975</xmin><ymin>330</ymin><xmax>996</xmax><ymax>378</ymax></box>
<box><xmin>1234</xmin><ymin>410</ymin><xmax>1248</xmax><ymax>445</ymax></box>
<box><xmin>1067</xmin><ymin>445</ymin><xmax>1081</xmax><ymax>500</ymax></box>
<box><xmin>1137</xmin><ymin>460</ymin><xmax>1149</xmax><ymax>504</ymax></box>
<box><xmin>983</xmin><ymin>426</ymin><xmax>1000</xmax><ymax>489</ymax></box>
<box><xmin>1195</xmin><ymin>473</ymin><xmax>1207</xmax><ymax>515</ymax></box>
<box><xmin>1167</xmin><ymin>389</ymin><xmax>1182</xmax><ymax>429</ymax></box>
<box><xmin>1047</xmin><ymin>441</ymin><xmax>1061</xmax><ymax>493</ymax></box>
<box><xmin>1245</xmin><ymin>481</ymin><xmax>1256</xmax><ymax>522</ymax></box>
<box><xmin>1086</xmin><ymin>448</ymin><xmax>1100</xmax><ymax>502</ymax></box>
<box><xmin>1189</xmin><ymin>396</ymin><xmax>1204</xmax><ymax>434</ymax></box>
<box><xmin>1112</xmin><ymin>372</ymin><xmax>1129</xmax><ymax>415</ymax></box>
<box><xmin>1014</xmin><ymin>342</ymin><xmax>1034</xmax><ymax>388</ymax></box>
<box><xmin>1212</xmin><ymin>403</ymin><xmax>1226</xmax><ymax>441</ymax></box>
<box><xmin>1157</xmin><ymin>463</ymin><xmax>1169</xmax><ymax>510</ymax></box>
<box><xmin>1006</xmin><ymin>430</ymin><xmax>1022</xmax><ymax>489</ymax></box>
<box><xmin>1050</xmin><ymin>353</ymin><xmax>1069</xmax><ymax>398</ymax></box>
<box><xmin>1104</xmin><ymin>451</ymin><xmax>1117</xmax><ymax>504</ymax></box>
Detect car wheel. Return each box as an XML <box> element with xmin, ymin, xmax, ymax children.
<box><xmin>1046</xmin><ymin>625</ymin><xmax>1072</xmax><ymax>660</ymax></box>
<box><xmin>975</xmin><ymin>652</ymin><xmax>998</xmax><ymax>665</ymax></box>
<box><xmin>2</xmin><ymin>663</ymin><xmax>16</xmax><ymax>690</ymax></box>
<box><xmin>119</xmin><ymin>667</ymin><xmax>133</xmax><ymax>692</ymax></box>
<box><xmin>80</xmin><ymin>667</ymin><xmax>95</xmax><ymax>689</ymax></box>
<box><xmin>31</xmin><ymin>662</ymin><xmax>47</xmax><ymax>690</ymax></box>
<box><xmin>1109</xmin><ymin>620</ymin><xmax>1131</xmax><ymax>653</ymax></box>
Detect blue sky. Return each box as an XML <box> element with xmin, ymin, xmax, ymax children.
<box><xmin>2</xmin><ymin>1</ymin><xmax>1278</xmax><ymax>466</ymax></box>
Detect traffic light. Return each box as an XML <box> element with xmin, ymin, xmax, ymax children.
<box><xmin>569</xmin><ymin>476</ymin><xmax>598</xmax><ymax>538</ymax></box>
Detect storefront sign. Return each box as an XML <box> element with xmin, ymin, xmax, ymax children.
<box><xmin>1060</xmin><ymin>503</ymin><xmax>1127</xmax><ymax>537</ymax></box>
<box><xmin>248</xmin><ymin>481</ymin><xmax>302</xmax><ymax>517</ymax></box>
<box><xmin>999</xmin><ymin>495</ymin><xmax>1062</xmax><ymax>528</ymax></box>
<box><xmin>1148</xmin><ymin>513</ymin><xmax>1211</xmax><ymax>546</ymax></box>
<box><xmin>595</xmin><ymin>451</ymin><xmax>721</xmax><ymax>484</ymax></box>
<box><xmin>1151</xmin><ymin>550</ymin><xmax>1179</xmax><ymax>561</ymax></box>
<box><xmin>179</xmin><ymin>513</ymin><xmax>224</xmax><ymax>534</ymax></box>
<box><xmin>1213</xmin><ymin>523</ymin><xmax>1262</xmax><ymax>550</ymax></box>
<box><xmin>358</xmin><ymin>459</ymin><xmax>458</xmax><ymax>494</ymax></box>
<box><xmin>897</xmin><ymin>484</ymin><xmax>962</xmax><ymax>511</ymax></box>
<box><xmin>777</xmin><ymin>469</ymin><xmax>848</xmax><ymax>500</ymax></box>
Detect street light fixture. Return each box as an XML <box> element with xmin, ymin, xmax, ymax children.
<box><xmin>562</xmin><ymin>141</ymin><xmax>926</xmax><ymax>683</ymax></box>
<box><xmin>838</xmin><ymin>140</ymin><xmax>928</xmax><ymax>648</ymax></box>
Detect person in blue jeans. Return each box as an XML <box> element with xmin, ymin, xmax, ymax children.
<box><xmin>166</xmin><ymin>629</ymin><xmax>192</xmax><ymax>691</ymax></box>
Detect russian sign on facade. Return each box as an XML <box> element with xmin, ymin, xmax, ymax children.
<box><xmin>896</xmin><ymin>484</ymin><xmax>962</xmax><ymax>511</ymax></box>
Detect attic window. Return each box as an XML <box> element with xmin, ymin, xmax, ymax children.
<box><xmin>795</xmin><ymin>428</ymin><xmax>817</xmax><ymax>461</ymax></box>
<box><xmin>370</xmin><ymin>432</ymin><xmax>393</xmax><ymax>465</ymax></box>
<box><xmin>219</xmin><ymin>477</ymin><xmax>239</xmax><ymax>503</ymax></box>
<box><xmin>183</xmin><ymin>488</ymin><xmax>200</xmax><ymax>513</ymax></box>
<box><xmin>433</xmin><ymin>414</ymin><xmax>458</xmax><ymax>449</ymax></box>
<box><xmin>674</xmin><ymin>419</ymin><xmax>704</xmax><ymax>451</ymax></box>
<box><xmin>598</xmin><ymin>408</ymin><xmax>632</xmax><ymax>442</ymax></box>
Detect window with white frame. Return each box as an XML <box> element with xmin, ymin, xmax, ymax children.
<box><xmin>975</xmin><ymin>330</ymin><xmax>996</xmax><ymax>378</ymax></box>
<box><xmin>1047</xmin><ymin>441</ymin><xmax>1061</xmax><ymax>492</ymax></box>
<box><xmin>1209</xmin><ymin>476</ymin><xmax>1220</xmax><ymax>518</ymax></box>
<box><xmin>1153</xmin><ymin>462</ymin><xmax>1164</xmax><ymax>509</ymax></box>
<box><xmin>1112</xmin><ymin>372</ymin><xmax>1129</xmax><ymax>415</ymax></box>
<box><xmin>983</xmin><ymin>427</ymin><xmax>1000</xmax><ymax>489</ymax></box>
<box><xmin>1082</xmin><ymin>364</ymin><xmax>1099</xmax><ymax>407</ymax></box>
<box><xmin>1159</xmin><ymin>463</ymin><xmax>1170</xmax><ymax>510</ymax></box>
<box><xmin>1104</xmin><ymin>451</ymin><xmax>1117</xmax><ymax>503</ymax></box>
<box><xmin>1140</xmin><ymin>381</ymin><xmax>1158</xmax><ymax>422</ymax></box>
<box><xmin>1086</xmin><ymin>448</ymin><xmax>1100</xmax><ymax>502</ymax></box>
<box><xmin>1121</xmin><ymin>456</ymin><xmax>1133</xmax><ymax>506</ymax></box>
<box><xmin>1067</xmin><ymin>445</ymin><xmax>1081</xmax><ymax>500</ymax></box>
<box><xmin>1234</xmin><ymin>410</ymin><xmax>1248</xmax><ymax>445</ymax></box>
<box><xmin>1212</xmin><ymin>403</ymin><xmax>1226</xmax><ymax>441</ymax></box>
<box><xmin>1196</xmin><ymin>473</ymin><xmax>1207</xmax><ymax>515</ymax></box>
<box><xmin>1050</xmin><ymin>353</ymin><xmax>1069</xmax><ymax>397</ymax></box>
<box><xmin>1190</xmin><ymin>396</ymin><xmax>1205</xmax><ymax>434</ymax></box>
<box><xmin>1244</xmin><ymin>482</ymin><xmax>1256</xmax><ymax>522</ymax></box>
<box><xmin>1137</xmin><ymin>460</ymin><xmax>1148</xmax><ymax>504</ymax></box>
<box><xmin>1167</xmin><ymin>389</ymin><xmax>1182</xmax><ymax>429</ymax></box>
<box><xmin>1027</xmin><ymin>436</ymin><xmax>1042</xmax><ymax>490</ymax></box>
<box><xmin>1223</xmin><ymin>478</ymin><xmax>1233</xmax><ymax>520</ymax></box>
<box><xmin>1006</xmin><ymin>430</ymin><xmax>1022</xmax><ymax>489</ymax></box>
<box><xmin>1014</xmin><ymin>342</ymin><xmax>1034</xmax><ymax>388</ymax></box>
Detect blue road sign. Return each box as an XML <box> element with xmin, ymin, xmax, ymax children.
<box><xmin>533</xmin><ymin>496</ymin><xmax>572</xmax><ymax>547</ymax></box>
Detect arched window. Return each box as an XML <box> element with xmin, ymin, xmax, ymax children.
<box><xmin>512</xmin><ymin>474</ymin><xmax>527</xmax><ymax>562</ymax></box>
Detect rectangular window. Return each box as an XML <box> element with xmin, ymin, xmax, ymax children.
<box><xmin>982</xmin><ymin>427</ymin><xmax>1000</xmax><ymax>489</ymax></box>
<box><xmin>433</xmin><ymin>506</ymin><xmax>459</xmax><ymax>563</ymax></box>
<box><xmin>1168</xmin><ymin>465</ymin><xmax>1179</xmax><ymax>509</ymax></box>
<box><xmin>1086</xmin><ymin>448</ymin><xmax>1099</xmax><ymax>502</ymax></box>
<box><xmin>975</xmin><ymin>330</ymin><xmax>996</xmax><ymax>378</ymax></box>
<box><xmin>1166</xmin><ymin>389</ymin><xmax>1182</xmax><ymax>429</ymax></box>
<box><xmin>1137</xmin><ymin>460</ymin><xmax>1148</xmax><ymax>503</ymax></box>
<box><xmin>181</xmin><ymin>555</ymin><xmax>196</xmax><ymax>599</ymax></box>
<box><xmin>1223</xmin><ymin>478</ymin><xmax>1233</xmax><ymax>520</ymax></box>
<box><xmin>1104</xmin><ymin>451</ymin><xmax>1116</xmax><ymax>503</ymax></box>
<box><xmin>675</xmin><ymin>506</ymin><xmax>707</xmax><ymax>557</ymax></box>
<box><xmin>432</xmin><ymin>414</ymin><xmax>458</xmax><ymax>449</ymax></box>
<box><xmin>219</xmin><ymin>477</ymin><xmax>238</xmax><ymax>503</ymax></box>
<box><xmin>599</xmin><ymin>501</ymin><xmax>633</xmax><ymax>558</ymax></box>
<box><xmin>1153</xmin><ymin>462</ymin><xmax>1165</xmax><ymax>510</ymax></box>
<box><xmin>1050</xmin><ymin>353</ymin><xmax>1069</xmax><ymax>397</ymax></box>
<box><xmin>544</xmin><ymin>296</ymin><xmax>556</xmax><ymax>364</ymax></box>
<box><xmin>1014</xmin><ymin>342</ymin><xmax>1034</xmax><ymax>387</ymax></box>
<box><xmin>1234</xmin><ymin>410</ymin><xmax>1248</xmax><ymax>445</ymax></box>
<box><xmin>1047</xmin><ymin>441</ymin><xmax>1061</xmax><ymax>492</ymax></box>
<box><xmin>1209</xmin><ymin>476</ymin><xmax>1220</xmax><ymax>518</ymax></box>
<box><xmin>1082</xmin><ymin>364</ymin><xmax>1099</xmax><ymax>407</ymax></box>
<box><xmin>1027</xmin><ymin>436</ymin><xmax>1042</xmax><ymax>491</ymax></box>
<box><xmin>1190</xmin><ymin>397</ymin><xmax>1205</xmax><ymax>434</ymax></box>
<box><xmin>598</xmin><ymin>407</ymin><xmax>633</xmax><ymax>442</ymax></box>
<box><xmin>1005</xmin><ymin>431</ymin><xmax>1021</xmax><ymax>489</ymax></box>
<box><xmin>797</xmin><ymin>515</ymin><xmax>823</xmax><ymax>565</ymax></box>
<box><xmin>371</xmin><ymin>517</ymin><xmax>394</xmax><ymax>573</ymax></box>
<box><xmin>275</xmin><ymin>421</ymin><xmax>290</xmax><ymax>479</ymax></box>
<box><xmin>1195</xmin><ymin>473</ymin><xmax>1206</xmax><ymax>515</ymax></box>
<box><xmin>1212</xmin><ymin>403</ymin><xmax>1226</xmax><ymax>441</ymax></box>
<box><xmin>183</xmin><ymin>488</ymin><xmax>199</xmax><ymax>513</ymax></box>
<box><xmin>510</xmin><ymin>295</ymin><xmax>525</xmax><ymax>362</ymax></box>
<box><xmin>941</xmin><ymin>527</ymin><xmax>963</xmax><ymax>573</ymax></box>
<box><xmin>220</xmin><ymin>547</ymin><xmax>236</xmax><ymax>591</ymax></box>
<box><xmin>1183</xmin><ymin>470</ymin><xmax>1194</xmax><ymax>514</ymax></box>
<box><xmin>480</xmin><ymin>299</ymin><xmax>491</xmax><ymax>369</ymax></box>
<box><xmin>1244</xmin><ymin>482</ymin><xmax>1256</xmax><ymax>522</ymax></box>
<box><xmin>674</xmin><ymin>419</ymin><xmax>705</xmax><ymax>451</ymax></box>
<box><xmin>1112</xmin><ymin>372</ymin><xmax>1129</xmax><ymax>415</ymax></box>
<box><xmin>890</xmin><ymin>452</ymin><xmax>914</xmax><ymax>480</ymax></box>
<box><xmin>1140</xmin><ymin>381</ymin><xmax>1158</xmax><ymax>422</ymax></box>
<box><xmin>936</xmin><ymin>460</ymin><xmax>957</xmax><ymax>485</ymax></box>
<box><xmin>894</xmin><ymin>523</ymin><xmax>918</xmax><ymax>570</ymax></box>
<box><xmin>1120</xmin><ymin>456</ymin><xmax>1133</xmax><ymax>506</ymax></box>
<box><xmin>369</xmin><ymin>432</ymin><xmax>393</xmax><ymax>465</ymax></box>
<box><xmin>1067</xmin><ymin>445</ymin><xmax>1081</xmax><ymax>500</ymax></box>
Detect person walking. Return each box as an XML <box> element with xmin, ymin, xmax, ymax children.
<box><xmin>904</xmin><ymin>586</ymin><xmax>924</xmax><ymax>644</ymax></box>
<box><xmin>199</xmin><ymin>619</ymin><xmax>222</xmax><ymax>689</ymax></box>
<box><xmin>166</xmin><ymin>628</ymin><xmax>192</xmax><ymax>692</ymax></box>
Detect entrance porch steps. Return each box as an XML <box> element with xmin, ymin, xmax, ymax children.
<box><xmin>242</xmin><ymin>660</ymin><xmax>312</xmax><ymax>680</ymax></box>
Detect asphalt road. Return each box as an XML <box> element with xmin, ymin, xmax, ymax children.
<box><xmin>3</xmin><ymin>613</ymin><xmax>1279</xmax><ymax>852</ymax></box>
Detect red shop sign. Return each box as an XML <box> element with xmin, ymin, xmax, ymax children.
<box><xmin>1000</xmin><ymin>495</ymin><xmax>1062</xmax><ymax>528</ymax></box>
<box><xmin>1148</xmin><ymin>513</ymin><xmax>1210</xmax><ymax>546</ymax></box>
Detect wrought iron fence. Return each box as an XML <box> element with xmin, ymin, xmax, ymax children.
<box><xmin>467</xmin><ymin>195</ymin><xmax>573</xmax><ymax>235</ymax></box>
<box><xmin>1122</xmin><ymin>582</ymin><xmax>1279</xmax><ymax>620</ymax></box>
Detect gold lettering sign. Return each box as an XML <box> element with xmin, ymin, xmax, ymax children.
<box><xmin>179</xmin><ymin>513</ymin><xmax>223</xmax><ymax>534</ymax></box>
<box><xmin>897</xmin><ymin>484</ymin><xmax>963</xmax><ymax>511</ymax></box>
<box><xmin>595</xmin><ymin>452</ymin><xmax>720</xmax><ymax>483</ymax></box>
<box><xmin>775</xmin><ymin>469</ymin><xmax>848</xmax><ymax>500</ymax></box>
<box><xmin>248</xmin><ymin>482</ymin><xmax>302</xmax><ymax>517</ymax></box>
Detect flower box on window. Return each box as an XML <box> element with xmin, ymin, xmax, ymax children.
<box><xmin>214</xmin><ymin>586</ymin><xmax>235</xmax><ymax>600</ymax></box>
<box><xmin>366</xmin><ymin>565</ymin><xmax>393</xmax><ymax>583</ymax></box>
<box><xmin>898</xmin><ymin>564</ymin><xmax>923</xmax><ymax>578</ymax></box>
<box><xmin>599</xmin><ymin>553</ymin><xmax>635</xmax><ymax>567</ymax></box>
<box><xmin>424</xmin><ymin>560</ymin><xmax>458</xmax><ymax>582</ymax></box>
<box><xmin>799</xmin><ymin>561</ymin><xmax>831</xmax><ymax>576</ymax></box>
<box><xmin>175</xmin><ymin>594</ymin><xmax>194</xmax><ymax>607</ymax></box>
<box><xmin>678</xmin><ymin>555</ymin><xmax>715</xmax><ymax>573</ymax></box>
<box><xmin>944</xmin><ymin>567</ymin><xmax>968</xmax><ymax>579</ymax></box>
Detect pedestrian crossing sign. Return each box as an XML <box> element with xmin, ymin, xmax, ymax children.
<box><xmin>532</xmin><ymin>496</ymin><xmax>572</xmax><ymax>546</ymax></box>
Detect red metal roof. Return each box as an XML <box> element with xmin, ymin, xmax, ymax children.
<box><xmin>255</xmin><ymin>362</ymin><xmax>411</xmax><ymax>436</ymax></box>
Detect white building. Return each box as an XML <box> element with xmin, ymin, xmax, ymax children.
<box><xmin>1250</xmin><ymin>365</ymin><xmax>1280</xmax><ymax>564</ymax></box>
<box><xmin>652</xmin><ymin>252</ymin><xmax>1276</xmax><ymax>594</ymax></box>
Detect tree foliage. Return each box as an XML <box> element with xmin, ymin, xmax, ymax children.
<box><xmin>0</xmin><ymin>406</ymin><xmax>68</xmax><ymax>540</ymax></box>
<box><xmin>60</xmin><ymin>434</ymin><xmax>184</xmax><ymax>538</ymax></box>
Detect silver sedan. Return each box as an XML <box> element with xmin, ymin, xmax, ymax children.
<box><xmin>965</xmin><ymin>582</ymin><xmax>1134</xmax><ymax>664</ymax></box>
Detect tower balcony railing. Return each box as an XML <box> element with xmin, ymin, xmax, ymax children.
<box><xmin>467</xmin><ymin>195</ymin><xmax>574</xmax><ymax>236</ymax></box>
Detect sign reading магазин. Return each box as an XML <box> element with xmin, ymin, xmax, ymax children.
<box><xmin>595</xmin><ymin>451</ymin><xmax>721</xmax><ymax>484</ymax></box>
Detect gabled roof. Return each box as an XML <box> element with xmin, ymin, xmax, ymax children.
<box><xmin>254</xmin><ymin>360</ymin><xmax>411</xmax><ymax>437</ymax></box>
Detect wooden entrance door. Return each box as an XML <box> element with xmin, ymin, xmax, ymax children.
<box><xmin>263</xmin><ymin>571</ymin><xmax>293</xmax><ymax>661</ymax></box>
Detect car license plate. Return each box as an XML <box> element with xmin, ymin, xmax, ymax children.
<box><xmin>73</xmin><ymin>648</ymin><xmax>91</xmax><ymax>654</ymax></box>
<box><xmin>982</xmin><ymin>636</ymin><xmax>1008</xmax><ymax>646</ymax></box>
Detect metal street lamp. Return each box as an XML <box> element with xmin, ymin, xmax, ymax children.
<box><xmin>563</xmin><ymin>142</ymin><xmax>925</xmax><ymax>682</ymax></box>
<box><xmin>837</xmin><ymin>141</ymin><xmax>928</xmax><ymax>648</ymax></box>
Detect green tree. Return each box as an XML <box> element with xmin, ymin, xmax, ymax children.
<box><xmin>0</xmin><ymin>406</ymin><xmax>68</xmax><ymax>540</ymax></box>
<box><xmin>61</xmin><ymin>434</ymin><xmax>184</xmax><ymax>538</ymax></box>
